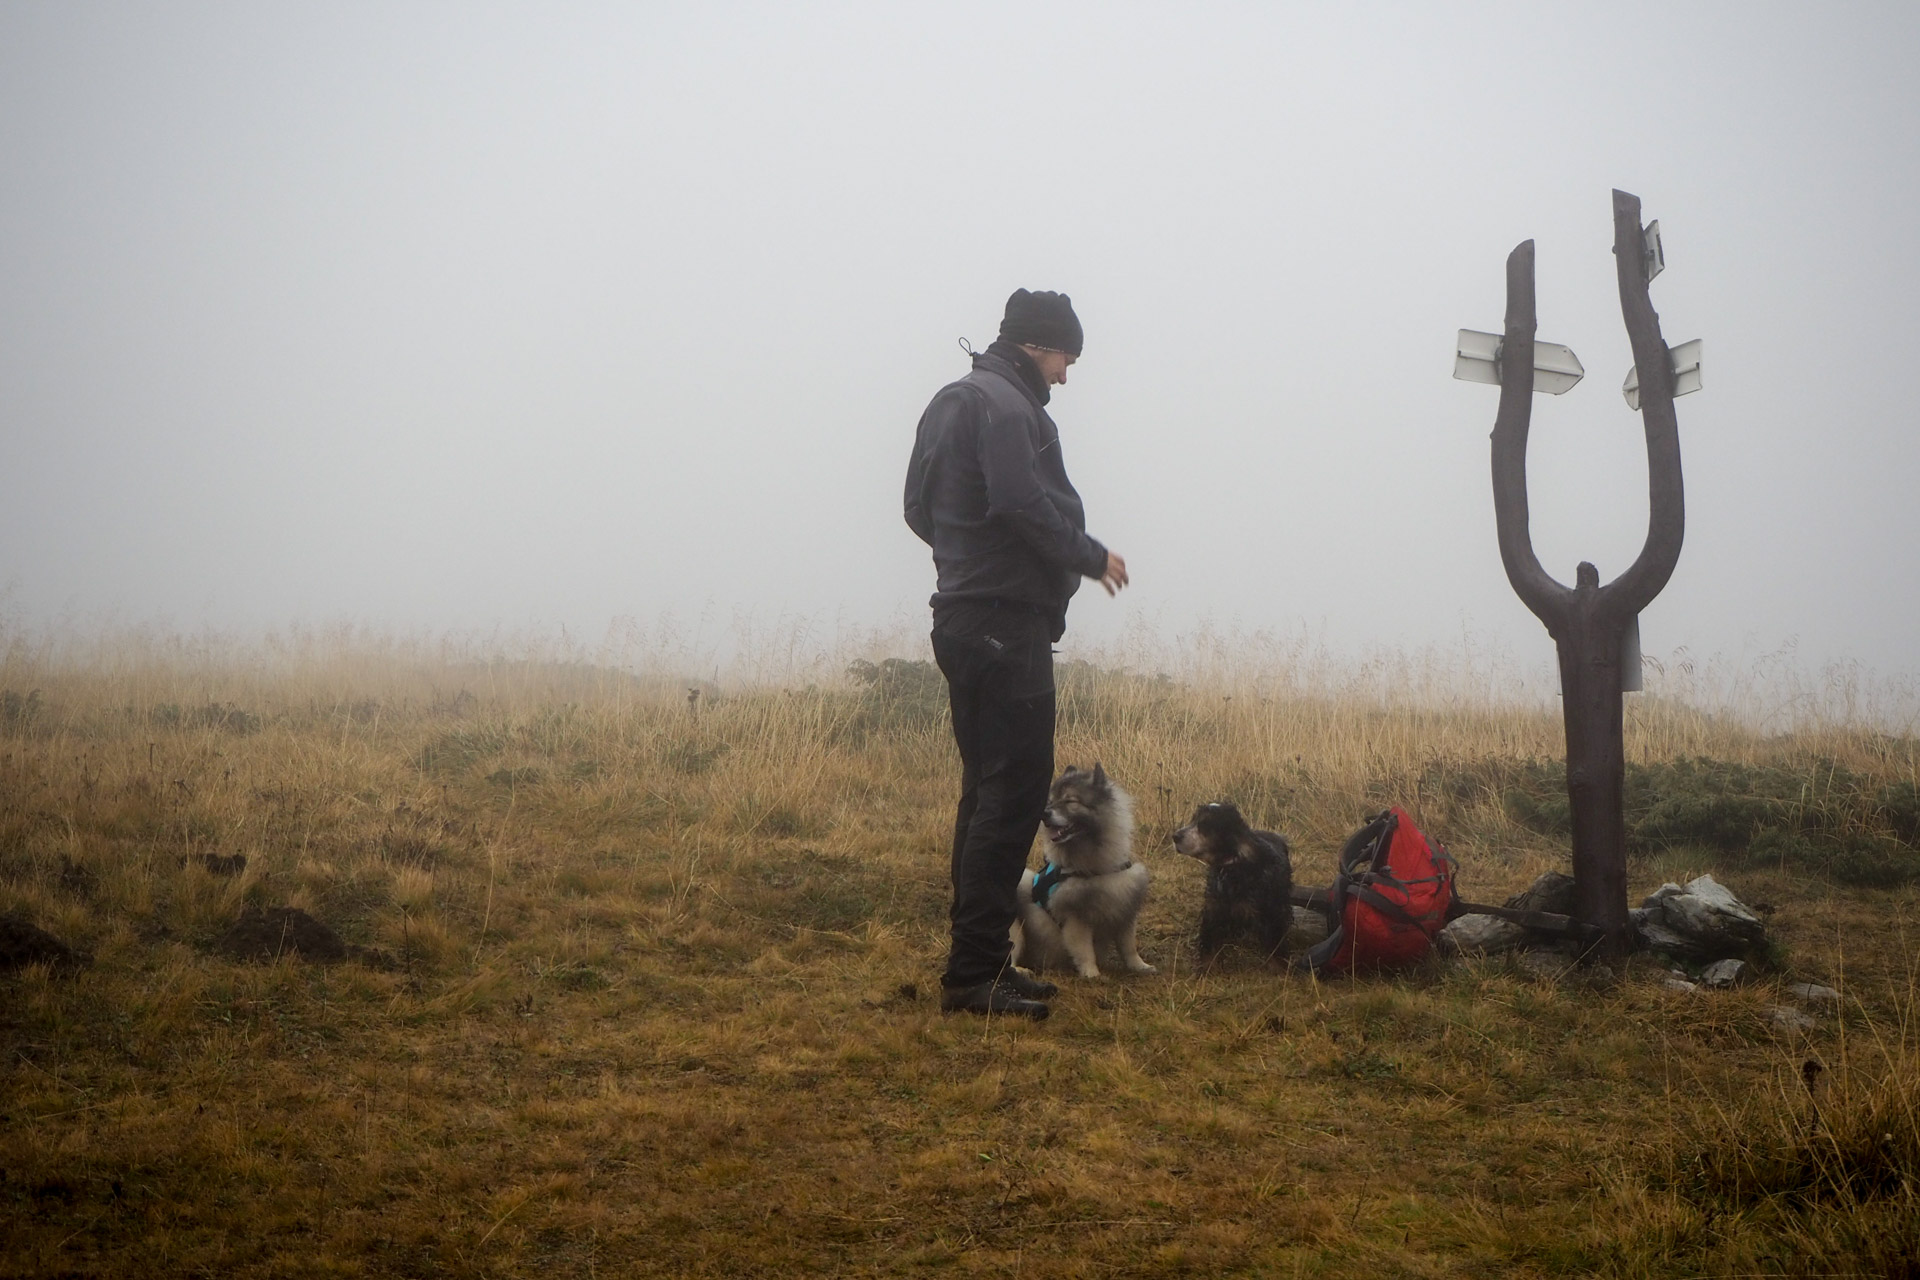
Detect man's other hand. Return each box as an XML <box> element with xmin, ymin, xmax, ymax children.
<box><xmin>1099</xmin><ymin>551</ymin><xmax>1129</xmax><ymax>596</ymax></box>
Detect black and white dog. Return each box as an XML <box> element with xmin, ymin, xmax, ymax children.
<box><xmin>1171</xmin><ymin>801</ymin><xmax>1294</xmax><ymax>961</ymax></box>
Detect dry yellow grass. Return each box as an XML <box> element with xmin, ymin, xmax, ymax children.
<box><xmin>1</xmin><ymin>631</ymin><xmax>1915</xmax><ymax>1277</ymax></box>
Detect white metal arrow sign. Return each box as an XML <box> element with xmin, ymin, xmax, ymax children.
<box><xmin>1622</xmin><ymin>338</ymin><xmax>1703</xmax><ymax>409</ymax></box>
<box><xmin>1453</xmin><ymin>330</ymin><xmax>1585</xmax><ymax>395</ymax></box>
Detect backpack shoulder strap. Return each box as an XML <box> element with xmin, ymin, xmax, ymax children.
<box><xmin>1298</xmin><ymin>810</ymin><xmax>1398</xmax><ymax>975</ymax></box>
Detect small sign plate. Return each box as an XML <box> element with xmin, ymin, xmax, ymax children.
<box><xmin>1643</xmin><ymin>220</ymin><xmax>1664</xmax><ymax>283</ymax></box>
<box><xmin>1621</xmin><ymin>614</ymin><xmax>1643</xmax><ymax>693</ymax></box>
<box><xmin>1622</xmin><ymin>338</ymin><xmax>1703</xmax><ymax>409</ymax></box>
<box><xmin>1453</xmin><ymin>330</ymin><xmax>1585</xmax><ymax>395</ymax></box>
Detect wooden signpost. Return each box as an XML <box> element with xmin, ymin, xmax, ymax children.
<box><xmin>1475</xmin><ymin>189</ymin><xmax>1694</xmax><ymax>961</ymax></box>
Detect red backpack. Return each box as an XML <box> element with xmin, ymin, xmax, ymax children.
<box><xmin>1301</xmin><ymin>807</ymin><xmax>1459</xmax><ymax>975</ymax></box>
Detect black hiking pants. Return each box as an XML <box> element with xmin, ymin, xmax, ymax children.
<box><xmin>931</xmin><ymin>604</ymin><xmax>1055</xmax><ymax>989</ymax></box>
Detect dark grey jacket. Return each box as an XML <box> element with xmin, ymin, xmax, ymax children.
<box><xmin>904</xmin><ymin>341</ymin><xmax>1109</xmax><ymax>638</ymax></box>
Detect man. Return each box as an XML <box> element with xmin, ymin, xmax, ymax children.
<box><xmin>904</xmin><ymin>288</ymin><xmax>1129</xmax><ymax>1020</ymax></box>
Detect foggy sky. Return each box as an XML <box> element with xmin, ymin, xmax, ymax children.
<box><xmin>3</xmin><ymin>2</ymin><xmax>1917</xmax><ymax>687</ymax></box>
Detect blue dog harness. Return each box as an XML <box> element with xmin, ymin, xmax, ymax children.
<box><xmin>1030</xmin><ymin>861</ymin><xmax>1069</xmax><ymax>908</ymax></box>
<box><xmin>1030</xmin><ymin>859</ymin><xmax>1135</xmax><ymax>910</ymax></box>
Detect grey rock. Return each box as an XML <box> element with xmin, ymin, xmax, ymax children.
<box><xmin>1435</xmin><ymin>872</ymin><xmax>1580</xmax><ymax>958</ymax></box>
<box><xmin>1630</xmin><ymin>908</ymin><xmax>1694</xmax><ymax>955</ymax></box>
<box><xmin>1668</xmin><ymin>875</ymin><xmax>1763</xmax><ymax>931</ymax></box>
<box><xmin>1786</xmin><ymin>982</ymin><xmax>1842</xmax><ymax>1006</ymax></box>
<box><xmin>1288</xmin><ymin>905</ymin><xmax>1330</xmax><ymax>949</ymax></box>
<box><xmin>1439</xmin><ymin>913</ymin><xmax>1529</xmax><ymax>955</ymax></box>
<box><xmin>1506</xmin><ymin>871</ymin><xmax>1577</xmax><ymax>917</ymax></box>
<box><xmin>1700</xmin><ymin>958</ymin><xmax>1749</xmax><ymax>989</ymax></box>
<box><xmin>1632</xmin><ymin>874</ymin><xmax>1767</xmax><ymax>961</ymax></box>
<box><xmin>1662</xmin><ymin>977</ymin><xmax>1699</xmax><ymax>993</ymax></box>
<box><xmin>1769</xmin><ymin>1005</ymin><xmax>1819</xmax><ymax>1033</ymax></box>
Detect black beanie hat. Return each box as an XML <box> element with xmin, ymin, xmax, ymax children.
<box><xmin>997</xmin><ymin>288</ymin><xmax>1083</xmax><ymax>355</ymax></box>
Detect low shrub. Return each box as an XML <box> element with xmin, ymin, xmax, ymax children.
<box><xmin>1499</xmin><ymin>756</ymin><xmax>1920</xmax><ymax>885</ymax></box>
<box><xmin>844</xmin><ymin>658</ymin><xmax>946</xmax><ymax>735</ymax></box>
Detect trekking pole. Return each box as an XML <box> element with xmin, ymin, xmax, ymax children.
<box><xmin>1289</xmin><ymin>884</ymin><xmax>1604</xmax><ymax>948</ymax></box>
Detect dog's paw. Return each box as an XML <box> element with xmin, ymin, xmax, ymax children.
<box><xmin>1126</xmin><ymin>960</ymin><xmax>1158</xmax><ymax>974</ymax></box>
<box><xmin>1075</xmin><ymin>965</ymin><xmax>1103</xmax><ymax>980</ymax></box>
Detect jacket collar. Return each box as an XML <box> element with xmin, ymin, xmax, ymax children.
<box><xmin>976</xmin><ymin>338</ymin><xmax>1051</xmax><ymax>407</ymax></box>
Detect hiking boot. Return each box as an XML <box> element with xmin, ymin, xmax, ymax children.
<box><xmin>1000</xmin><ymin>968</ymin><xmax>1058</xmax><ymax>1000</ymax></box>
<box><xmin>939</xmin><ymin>978</ymin><xmax>1050</xmax><ymax>1020</ymax></box>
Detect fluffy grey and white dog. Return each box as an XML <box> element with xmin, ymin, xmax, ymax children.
<box><xmin>1010</xmin><ymin>763</ymin><xmax>1156</xmax><ymax>979</ymax></box>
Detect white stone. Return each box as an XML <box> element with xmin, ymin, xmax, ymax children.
<box><xmin>1677</xmin><ymin>875</ymin><xmax>1763</xmax><ymax>926</ymax></box>
<box><xmin>1439</xmin><ymin>913</ymin><xmax>1529</xmax><ymax>955</ymax></box>
<box><xmin>1632</xmin><ymin>875</ymin><xmax>1767</xmax><ymax>960</ymax></box>
<box><xmin>1631</xmin><ymin>908</ymin><xmax>1693</xmax><ymax>955</ymax></box>
<box><xmin>1288</xmin><ymin>905</ymin><xmax>1330</xmax><ymax>949</ymax></box>
<box><xmin>1700</xmin><ymin>958</ymin><xmax>1749</xmax><ymax>989</ymax></box>
<box><xmin>1769</xmin><ymin>1005</ymin><xmax>1819</xmax><ymax>1033</ymax></box>
<box><xmin>1642</xmin><ymin>882</ymin><xmax>1685</xmax><ymax>906</ymax></box>
<box><xmin>1786</xmin><ymin>982</ymin><xmax>1842</xmax><ymax>1006</ymax></box>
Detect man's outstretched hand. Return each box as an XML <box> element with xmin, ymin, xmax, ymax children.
<box><xmin>1099</xmin><ymin>551</ymin><xmax>1129</xmax><ymax>596</ymax></box>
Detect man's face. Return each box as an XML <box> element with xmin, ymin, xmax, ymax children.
<box><xmin>1023</xmin><ymin>346</ymin><xmax>1077</xmax><ymax>387</ymax></box>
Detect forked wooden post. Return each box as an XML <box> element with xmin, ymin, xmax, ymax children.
<box><xmin>1490</xmin><ymin>189</ymin><xmax>1686</xmax><ymax>962</ymax></box>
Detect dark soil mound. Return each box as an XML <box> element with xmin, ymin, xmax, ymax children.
<box><xmin>216</xmin><ymin>906</ymin><xmax>347</xmax><ymax>963</ymax></box>
<box><xmin>0</xmin><ymin>914</ymin><xmax>86</xmax><ymax>971</ymax></box>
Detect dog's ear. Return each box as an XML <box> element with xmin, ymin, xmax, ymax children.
<box><xmin>1091</xmin><ymin>761</ymin><xmax>1108</xmax><ymax>790</ymax></box>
